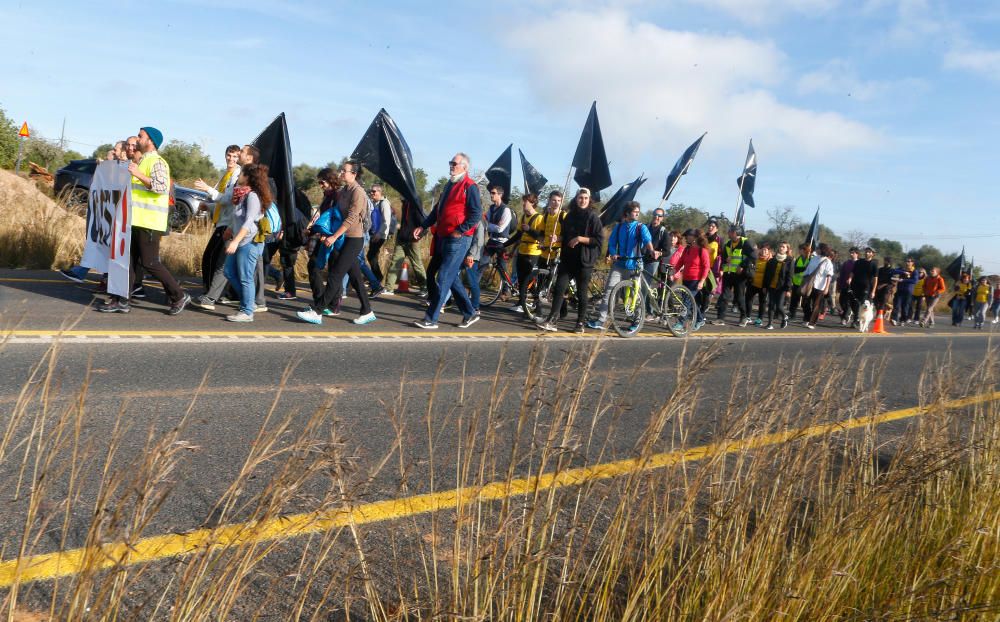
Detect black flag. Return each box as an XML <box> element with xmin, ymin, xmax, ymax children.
<box><xmin>663</xmin><ymin>132</ymin><xmax>706</xmax><ymax>202</ymax></box>
<box><xmin>734</xmin><ymin>202</ymin><xmax>746</xmax><ymax>231</ymax></box>
<box><xmin>351</xmin><ymin>108</ymin><xmax>424</xmax><ymax>216</ymax></box>
<box><xmin>519</xmin><ymin>149</ymin><xmax>548</xmax><ymax>197</ymax></box>
<box><xmin>736</xmin><ymin>139</ymin><xmax>757</xmax><ymax>208</ymax></box>
<box><xmin>572</xmin><ymin>101</ymin><xmax>612</xmax><ymax>201</ymax></box>
<box><xmin>250</xmin><ymin>112</ymin><xmax>298</xmax><ymax>222</ymax></box>
<box><xmin>946</xmin><ymin>247</ymin><xmax>965</xmax><ymax>281</ymax></box>
<box><xmin>485</xmin><ymin>144</ymin><xmax>513</xmax><ymax>203</ymax></box>
<box><xmin>599</xmin><ymin>175</ymin><xmax>646</xmax><ymax>227</ymax></box>
<box><xmin>804</xmin><ymin>208</ymin><xmax>820</xmax><ymax>250</ymax></box>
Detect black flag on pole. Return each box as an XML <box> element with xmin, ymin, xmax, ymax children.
<box><xmin>946</xmin><ymin>247</ymin><xmax>965</xmax><ymax>281</ymax></box>
<box><xmin>485</xmin><ymin>144</ymin><xmax>513</xmax><ymax>203</ymax></box>
<box><xmin>250</xmin><ymin>112</ymin><xmax>300</xmax><ymax>221</ymax></box>
<box><xmin>599</xmin><ymin>175</ymin><xmax>646</xmax><ymax>227</ymax></box>
<box><xmin>351</xmin><ymin>108</ymin><xmax>424</xmax><ymax>216</ymax></box>
<box><xmin>662</xmin><ymin>132</ymin><xmax>706</xmax><ymax>202</ymax></box>
<box><xmin>736</xmin><ymin>139</ymin><xmax>757</xmax><ymax>208</ymax></box>
<box><xmin>804</xmin><ymin>208</ymin><xmax>820</xmax><ymax>250</ymax></box>
<box><xmin>734</xmin><ymin>202</ymin><xmax>746</xmax><ymax>231</ymax></box>
<box><xmin>519</xmin><ymin>149</ymin><xmax>548</xmax><ymax>197</ymax></box>
<box><xmin>572</xmin><ymin>101</ymin><xmax>612</xmax><ymax>201</ymax></box>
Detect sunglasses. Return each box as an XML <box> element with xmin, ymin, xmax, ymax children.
<box><xmin>448</xmin><ymin>160</ymin><xmax>461</xmax><ymax>167</ymax></box>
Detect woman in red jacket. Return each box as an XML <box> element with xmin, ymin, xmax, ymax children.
<box><xmin>670</xmin><ymin>228</ymin><xmax>711</xmax><ymax>330</ymax></box>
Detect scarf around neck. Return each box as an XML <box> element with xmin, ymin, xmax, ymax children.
<box><xmin>232</xmin><ymin>185</ymin><xmax>251</xmax><ymax>206</ymax></box>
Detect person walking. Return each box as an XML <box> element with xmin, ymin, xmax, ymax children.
<box><xmin>788</xmin><ymin>244</ymin><xmax>812</xmax><ymax>323</ymax></box>
<box><xmin>849</xmin><ymin>247</ymin><xmax>878</xmax><ymax>328</ymax></box>
<box><xmin>973</xmin><ymin>276</ymin><xmax>991</xmax><ymax>329</ymax></box>
<box><xmin>762</xmin><ymin>241</ymin><xmax>793</xmax><ymax>329</ymax></box>
<box><xmin>508</xmin><ymin>193</ymin><xmax>545</xmax><ymax>316</ymax></box>
<box><xmin>193</xmin><ymin>144</ymin><xmax>242</xmax><ymax>305</ymax></box>
<box><xmin>891</xmin><ymin>258</ymin><xmax>918</xmax><ymax>325</ymax></box>
<box><xmin>713</xmin><ymin>225</ymin><xmax>757</xmax><ymax>326</ymax></box>
<box><xmin>801</xmin><ymin>243</ymin><xmax>835</xmax><ymax>329</ymax></box>
<box><xmin>296</xmin><ymin>160</ymin><xmax>376</xmax><ymax>325</ymax></box>
<box><xmin>919</xmin><ymin>266</ymin><xmax>946</xmax><ymax>327</ymax></box>
<box><xmin>951</xmin><ymin>272</ymin><xmax>972</xmax><ymax>327</ymax></box>
<box><xmin>838</xmin><ymin>247</ymin><xmax>859</xmax><ymax>325</ymax></box>
<box><xmin>746</xmin><ymin>243</ymin><xmax>770</xmax><ymax>325</ymax></box>
<box><xmin>668</xmin><ymin>228</ymin><xmax>711</xmax><ymax>331</ymax></box>
<box><xmin>535</xmin><ymin>188</ymin><xmax>604</xmax><ymax>333</ymax></box>
<box><xmin>412</xmin><ymin>153</ymin><xmax>482</xmax><ymax>329</ymax></box>
<box><xmin>98</xmin><ymin>127</ymin><xmax>189</xmax><ymax>315</ymax></box>
<box><xmin>219</xmin><ymin>164</ymin><xmax>270</xmax><ymax>322</ymax></box>
<box><xmin>911</xmin><ymin>268</ymin><xmax>927</xmax><ymax>325</ymax></box>
<box><xmin>366</xmin><ymin>183</ymin><xmax>394</xmax><ymax>290</ymax></box>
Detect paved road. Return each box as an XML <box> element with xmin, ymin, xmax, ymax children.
<box><xmin>0</xmin><ymin>269</ymin><xmax>996</xmax><ymax>615</ymax></box>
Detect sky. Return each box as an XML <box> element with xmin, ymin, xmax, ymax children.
<box><xmin>2</xmin><ymin>0</ymin><xmax>998</xmax><ymax>269</ymax></box>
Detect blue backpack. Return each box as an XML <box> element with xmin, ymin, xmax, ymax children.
<box><xmin>369</xmin><ymin>199</ymin><xmax>385</xmax><ymax>238</ymax></box>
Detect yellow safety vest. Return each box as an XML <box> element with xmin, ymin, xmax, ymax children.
<box><xmin>539</xmin><ymin>211</ymin><xmax>564</xmax><ymax>261</ymax></box>
<box><xmin>722</xmin><ymin>237</ymin><xmax>747</xmax><ymax>274</ymax></box>
<box><xmin>517</xmin><ymin>212</ymin><xmax>544</xmax><ymax>256</ymax></box>
<box><xmin>791</xmin><ymin>256</ymin><xmax>809</xmax><ymax>286</ymax></box>
<box><xmin>131</xmin><ymin>152</ymin><xmax>171</xmax><ymax>232</ymax></box>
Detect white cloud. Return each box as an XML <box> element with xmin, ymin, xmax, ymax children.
<box><xmin>507</xmin><ymin>10</ymin><xmax>882</xmax><ymax>161</ymax></box>
<box><xmin>944</xmin><ymin>47</ymin><xmax>1000</xmax><ymax>81</ymax></box>
<box><xmin>796</xmin><ymin>59</ymin><xmax>926</xmax><ymax>101</ymax></box>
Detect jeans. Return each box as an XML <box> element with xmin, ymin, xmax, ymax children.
<box><xmin>425</xmin><ymin>235</ymin><xmax>476</xmax><ymax>324</ymax></box>
<box><xmin>974</xmin><ymin>301</ymin><xmax>987</xmax><ymax>326</ymax></box>
<box><xmin>892</xmin><ymin>290</ymin><xmax>913</xmax><ymax>323</ymax></box>
<box><xmin>683</xmin><ymin>280</ymin><xmax>704</xmax><ymax>324</ymax></box>
<box><xmin>224</xmin><ymin>241</ymin><xmax>262</xmax><ymax>315</ymax></box>
<box><xmin>952</xmin><ymin>296</ymin><xmax>967</xmax><ymax>325</ymax></box>
<box><xmin>596</xmin><ymin>265</ymin><xmax>629</xmax><ymax>323</ymax></box>
<box><xmin>366</xmin><ymin>236</ymin><xmax>387</xmax><ymax>284</ymax></box>
<box><xmin>68</xmin><ymin>264</ymin><xmax>90</xmax><ymax>280</ymax></box>
<box><xmin>464</xmin><ymin>260</ymin><xmax>480</xmax><ymax>311</ymax></box>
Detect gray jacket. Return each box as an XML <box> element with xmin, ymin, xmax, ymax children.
<box><xmin>467</xmin><ymin>222</ymin><xmax>485</xmax><ymax>262</ymax></box>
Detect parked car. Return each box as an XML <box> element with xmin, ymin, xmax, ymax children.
<box><xmin>53</xmin><ymin>158</ymin><xmax>209</xmax><ymax>231</ymax></box>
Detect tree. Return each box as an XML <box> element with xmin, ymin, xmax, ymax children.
<box><xmin>662</xmin><ymin>203</ymin><xmax>723</xmax><ymax>235</ymax></box>
<box><xmin>92</xmin><ymin>143</ymin><xmax>113</xmax><ymax>159</ymax></box>
<box><xmin>292</xmin><ymin>163</ymin><xmax>319</xmax><ymax>193</ymax></box>
<box><xmin>766</xmin><ymin>206</ymin><xmax>801</xmax><ymax>241</ymax></box>
<box><xmin>0</xmin><ymin>106</ymin><xmax>18</xmax><ymax>169</ymax></box>
<box><xmin>159</xmin><ymin>140</ymin><xmax>219</xmax><ymax>183</ymax></box>
<box><xmin>868</xmin><ymin>237</ymin><xmax>904</xmax><ymax>259</ymax></box>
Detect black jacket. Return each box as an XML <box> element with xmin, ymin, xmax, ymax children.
<box><xmin>763</xmin><ymin>256</ymin><xmax>793</xmax><ymax>292</ymax></box>
<box><xmin>395</xmin><ymin>199</ymin><xmax>427</xmax><ymax>243</ymax></box>
<box><xmin>559</xmin><ymin>207</ymin><xmax>604</xmax><ymax>269</ymax></box>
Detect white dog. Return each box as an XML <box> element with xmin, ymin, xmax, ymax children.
<box><xmin>858</xmin><ymin>300</ymin><xmax>875</xmax><ymax>332</ymax></box>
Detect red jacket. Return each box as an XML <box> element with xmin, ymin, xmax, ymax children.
<box><xmin>671</xmin><ymin>245</ymin><xmax>711</xmax><ymax>281</ymax></box>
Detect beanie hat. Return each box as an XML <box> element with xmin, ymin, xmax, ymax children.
<box><xmin>140</xmin><ymin>126</ymin><xmax>163</xmax><ymax>149</ymax></box>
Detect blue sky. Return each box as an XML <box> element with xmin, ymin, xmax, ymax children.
<box><xmin>3</xmin><ymin>0</ymin><xmax>998</xmax><ymax>269</ymax></box>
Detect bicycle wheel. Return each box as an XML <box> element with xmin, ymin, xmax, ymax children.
<box><xmin>609</xmin><ymin>279</ymin><xmax>645</xmax><ymax>337</ymax></box>
<box><xmin>478</xmin><ymin>262</ymin><xmax>504</xmax><ymax>307</ymax></box>
<box><xmin>664</xmin><ymin>285</ymin><xmax>696</xmax><ymax>337</ymax></box>
<box><xmin>522</xmin><ymin>274</ymin><xmax>540</xmax><ymax>320</ymax></box>
<box><xmin>532</xmin><ymin>269</ymin><xmax>554</xmax><ymax>320</ymax></box>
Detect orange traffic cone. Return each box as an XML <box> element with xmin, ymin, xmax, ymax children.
<box><xmin>872</xmin><ymin>311</ymin><xmax>887</xmax><ymax>334</ymax></box>
<box><xmin>398</xmin><ymin>260</ymin><xmax>410</xmax><ymax>293</ymax></box>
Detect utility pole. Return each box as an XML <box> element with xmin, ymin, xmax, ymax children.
<box><xmin>59</xmin><ymin>117</ymin><xmax>66</xmax><ymax>150</ymax></box>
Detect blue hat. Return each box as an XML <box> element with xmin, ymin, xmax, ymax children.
<box><xmin>140</xmin><ymin>126</ymin><xmax>163</xmax><ymax>149</ymax></box>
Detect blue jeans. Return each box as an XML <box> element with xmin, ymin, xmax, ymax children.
<box><xmin>425</xmin><ymin>235</ymin><xmax>476</xmax><ymax>324</ymax></box>
<box><xmin>442</xmin><ymin>260</ymin><xmax>481</xmax><ymax>311</ymax></box>
<box><xmin>68</xmin><ymin>265</ymin><xmax>90</xmax><ymax>279</ymax></box>
<box><xmin>951</xmin><ymin>296</ymin><xmax>967</xmax><ymax>325</ymax></box>
<box><xmin>224</xmin><ymin>242</ymin><xmax>263</xmax><ymax>315</ymax></box>
<box><xmin>683</xmin><ymin>280</ymin><xmax>704</xmax><ymax>323</ymax></box>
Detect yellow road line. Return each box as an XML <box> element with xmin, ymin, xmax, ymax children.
<box><xmin>1</xmin><ymin>390</ymin><xmax>995</xmax><ymax>587</ymax></box>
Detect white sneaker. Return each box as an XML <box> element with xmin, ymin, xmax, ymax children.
<box><xmin>381</xmin><ymin>290</ymin><xmax>395</xmax><ymax>297</ymax></box>
<box><xmin>539</xmin><ymin>321</ymin><xmax>558</xmax><ymax>332</ymax></box>
<box><xmin>296</xmin><ymin>308</ymin><xmax>322</xmax><ymax>324</ymax></box>
<box><xmin>511</xmin><ymin>304</ymin><xmax>524</xmax><ymax>313</ymax></box>
<box><xmin>226</xmin><ymin>312</ymin><xmax>253</xmax><ymax>323</ymax></box>
<box><xmin>255</xmin><ymin>305</ymin><xmax>268</xmax><ymax>313</ymax></box>
<box><xmin>353</xmin><ymin>311</ymin><xmax>376</xmax><ymax>325</ymax></box>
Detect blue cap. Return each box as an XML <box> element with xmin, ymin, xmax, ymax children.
<box><xmin>140</xmin><ymin>126</ymin><xmax>163</xmax><ymax>149</ymax></box>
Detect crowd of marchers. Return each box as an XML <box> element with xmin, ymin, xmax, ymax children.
<box><xmin>61</xmin><ymin>133</ymin><xmax>998</xmax><ymax>333</ymax></box>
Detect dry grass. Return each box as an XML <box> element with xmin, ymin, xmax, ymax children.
<box><xmin>0</xmin><ymin>337</ymin><xmax>997</xmax><ymax>620</ymax></box>
<box><xmin>0</xmin><ymin>170</ymin><xmax>210</xmax><ymax>277</ymax></box>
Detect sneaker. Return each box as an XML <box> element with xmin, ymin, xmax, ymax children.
<box><xmin>131</xmin><ymin>286</ymin><xmax>147</xmax><ymax>299</ymax></box>
<box><xmin>539</xmin><ymin>321</ymin><xmax>558</xmax><ymax>332</ymax></box>
<box><xmin>226</xmin><ymin>311</ymin><xmax>253</xmax><ymax>323</ymax></box>
<box><xmin>780</xmin><ymin>317</ymin><xmax>788</xmax><ymax>329</ymax></box>
<box><xmin>255</xmin><ymin>305</ymin><xmax>268</xmax><ymax>313</ymax></box>
<box><xmin>296</xmin><ymin>308</ymin><xmax>323</xmax><ymax>324</ymax></box>
<box><xmin>890</xmin><ymin>319</ymin><xmax>898</xmax><ymax>326</ymax></box>
<box><xmin>585</xmin><ymin>320</ymin><xmax>603</xmax><ymax>330</ymax></box>
<box><xmin>458</xmin><ymin>313</ymin><xmax>480</xmax><ymax>328</ymax></box>
<box><xmin>322</xmin><ymin>307</ymin><xmax>340</xmax><ymax>317</ymax></box>
<box><xmin>97</xmin><ymin>299</ymin><xmax>130</xmax><ymax>313</ymax></box>
<box><xmin>765</xmin><ymin>324</ymin><xmax>774</xmax><ymax>330</ymax></box>
<box><xmin>511</xmin><ymin>304</ymin><xmax>524</xmax><ymax>314</ymax></box>
<box><xmin>167</xmin><ymin>294</ymin><xmax>191</xmax><ymax>316</ymax></box>
<box><xmin>218</xmin><ymin>297</ymin><xmax>237</xmax><ymax>306</ymax></box>
<box><xmin>840</xmin><ymin>319</ymin><xmax>848</xmax><ymax>326</ymax></box>
<box><xmin>739</xmin><ymin>317</ymin><xmax>751</xmax><ymax>327</ymax></box>
<box><xmin>353</xmin><ymin>311</ymin><xmax>377</xmax><ymax>325</ymax></box>
<box><xmin>413</xmin><ymin>319</ymin><xmax>438</xmax><ymax>329</ymax></box>
<box><xmin>574</xmin><ymin>322</ymin><xmax>585</xmax><ymax>334</ymax></box>
<box><xmin>711</xmin><ymin>319</ymin><xmax>726</xmax><ymax>326</ymax></box>
<box><xmin>693</xmin><ymin>319</ymin><xmax>705</xmax><ymax>332</ymax></box>
<box><xmin>58</xmin><ymin>269</ymin><xmax>85</xmax><ymax>283</ymax></box>
<box><xmin>805</xmin><ymin>323</ymin><xmax>815</xmax><ymax>329</ymax></box>
<box><xmin>381</xmin><ymin>290</ymin><xmax>396</xmax><ymax>297</ymax></box>
<box><xmin>369</xmin><ymin>287</ymin><xmax>385</xmax><ymax>298</ymax></box>
<box><xmin>192</xmin><ymin>296</ymin><xmax>216</xmax><ymax>310</ymax></box>
<box><xmin>919</xmin><ymin>321</ymin><xmax>925</xmax><ymax>328</ymax></box>
<box><xmin>754</xmin><ymin>318</ymin><xmax>762</xmax><ymax>326</ymax></box>
<box><xmin>672</xmin><ymin>322</ymin><xmax>685</xmax><ymax>333</ymax></box>
<box><xmin>276</xmin><ymin>291</ymin><xmax>296</xmax><ymax>300</ymax></box>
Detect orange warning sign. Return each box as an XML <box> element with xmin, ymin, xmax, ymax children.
<box><xmin>18</xmin><ymin>122</ymin><xmax>29</xmax><ymax>138</ymax></box>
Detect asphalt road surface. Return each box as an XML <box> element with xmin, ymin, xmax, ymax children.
<box><xmin>0</xmin><ymin>269</ymin><xmax>996</xmax><ymax>616</ymax></box>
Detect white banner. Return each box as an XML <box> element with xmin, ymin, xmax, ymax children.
<box><xmin>81</xmin><ymin>161</ymin><xmax>132</xmax><ymax>298</ymax></box>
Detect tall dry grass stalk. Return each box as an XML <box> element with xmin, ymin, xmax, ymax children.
<box><xmin>0</xmin><ymin>338</ymin><xmax>997</xmax><ymax>620</ymax></box>
<box><xmin>0</xmin><ymin>170</ymin><xmax>210</xmax><ymax>276</ymax></box>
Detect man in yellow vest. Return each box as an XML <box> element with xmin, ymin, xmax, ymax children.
<box><xmin>712</xmin><ymin>225</ymin><xmax>757</xmax><ymax>326</ymax></box>
<box><xmin>98</xmin><ymin>126</ymin><xmax>190</xmax><ymax>314</ymax></box>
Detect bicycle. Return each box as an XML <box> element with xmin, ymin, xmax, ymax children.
<box><xmin>606</xmin><ymin>259</ymin><xmax>698</xmax><ymax>337</ymax></box>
